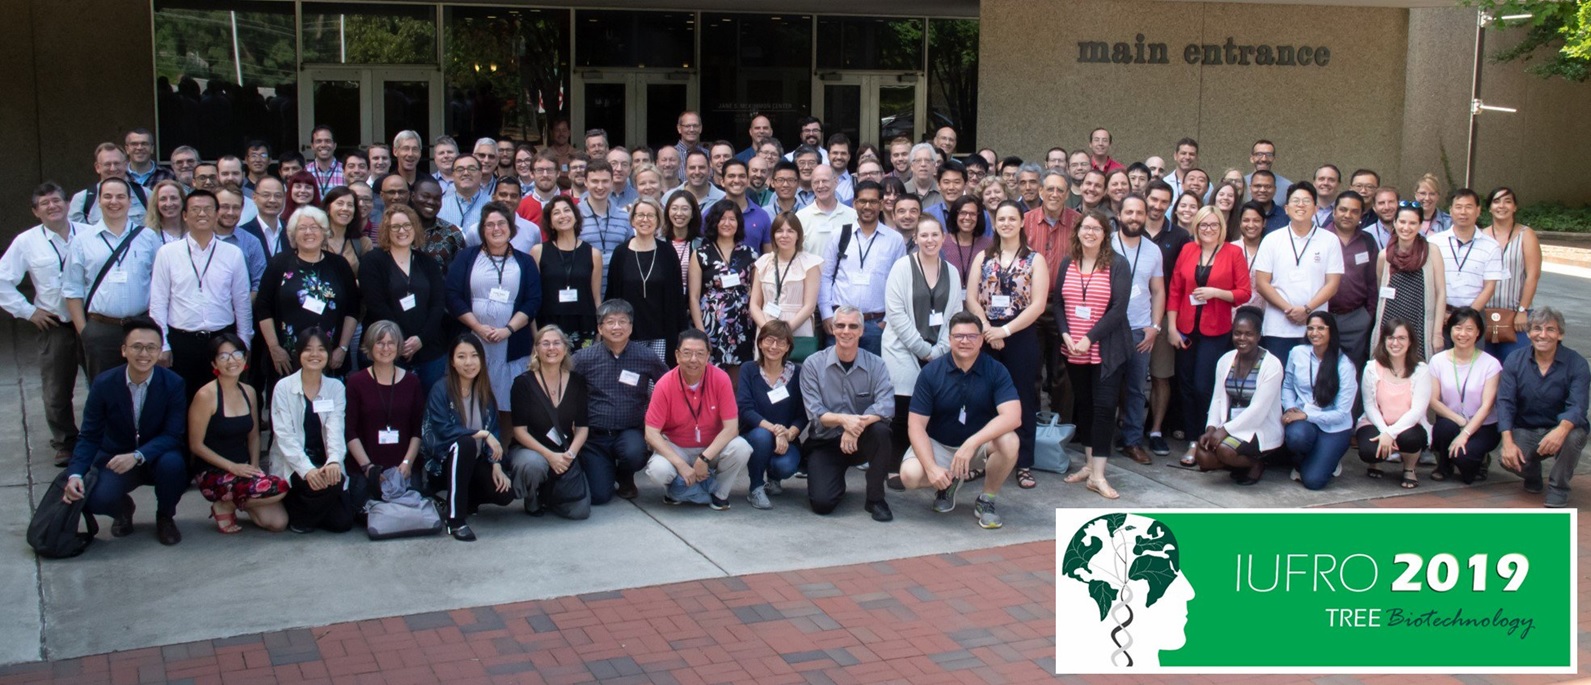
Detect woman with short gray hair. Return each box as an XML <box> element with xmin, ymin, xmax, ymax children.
<box><xmin>343</xmin><ymin>320</ymin><xmax>425</xmax><ymax>506</ymax></box>
<box><xmin>257</xmin><ymin>205</ymin><xmax>360</xmax><ymax>383</ymax></box>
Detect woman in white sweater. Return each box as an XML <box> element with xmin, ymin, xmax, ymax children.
<box><xmin>883</xmin><ymin>216</ymin><xmax>963</xmax><ymax>459</ymax></box>
<box><xmin>268</xmin><ymin>328</ymin><xmax>352</xmax><ymax>533</ymax></box>
<box><xmin>1194</xmin><ymin>307</ymin><xmax>1285</xmax><ymax>485</ymax></box>
<box><xmin>1354</xmin><ymin>318</ymin><xmax>1433</xmax><ymax>488</ymax></box>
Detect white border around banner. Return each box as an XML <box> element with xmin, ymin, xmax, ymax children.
<box><xmin>1052</xmin><ymin>508</ymin><xmax>1578</xmax><ymax>675</ymax></box>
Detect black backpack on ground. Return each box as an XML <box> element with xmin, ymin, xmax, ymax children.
<box><xmin>28</xmin><ymin>469</ymin><xmax>100</xmax><ymax>559</ymax></box>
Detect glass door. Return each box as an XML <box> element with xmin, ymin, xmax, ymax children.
<box><xmin>813</xmin><ymin>72</ymin><xmax>924</xmax><ymax>148</ymax></box>
<box><xmin>300</xmin><ymin>66</ymin><xmax>441</xmax><ymax>157</ymax></box>
<box><xmin>573</xmin><ymin>69</ymin><xmax>697</xmax><ymax>150</ymax></box>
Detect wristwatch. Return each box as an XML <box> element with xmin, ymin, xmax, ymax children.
<box><xmin>1516</xmin><ymin>306</ymin><xmax>1528</xmax><ymax>313</ymax></box>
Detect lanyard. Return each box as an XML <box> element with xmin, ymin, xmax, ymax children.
<box><xmin>1078</xmin><ymin>258</ymin><xmax>1101</xmax><ymax>302</ymax></box>
<box><xmin>43</xmin><ymin>226</ymin><xmax>72</xmax><ymax>271</ymax></box>
<box><xmin>312</xmin><ymin>163</ymin><xmax>338</xmax><ymax>194</ymax></box>
<box><xmin>536</xmin><ymin>367</ymin><xmax>567</xmax><ymax>444</ymax></box>
<box><xmin>485</xmin><ymin>251</ymin><xmax>509</xmax><ymax>285</ymax></box>
<box><xmin>1288</xmin><ymin>227</ymin><xmax>1316</xmax><ymax>269</ymax></box>
<box><xmin>100</xmin><ymin>230</ymin><xmax>134</xmax><ymax>268</ymax></box>
<box><xmin>853</xmin><ymin>229</ymin><xmax>878</xmax><ymax>271</ymax></box>
<box><xmin>589</xmin><ymin>208</ymin><xmax>614</xmax><ymax>252</ymax></box>
<box><xmin>1228</xmin><ymin>350</ymin><xmax>1263</xmax><ymax>406</ymax></box>
<box><xmin>1448</xmin><ymin>235</ymin><xmax>1476</xmax><ymax>274</ymax></box>
<box><xmin>772</xmin><ymin>252</ymin><xmax>796</xmax><ymax>303</ymax></box>
<box><xmin>1114</xmin><ymin>234</ymin><xmax>1143</xmax><ymax>281</ymax></box>
<box><xmin>1450</xmin><ymin>351</ymin><xmax>1476</xmax><ymax>417</ymax></box>
<box><xmin>678</xmin><ymin>372</ymin><xmax>706</xmax><ymax>442</ymax></box>
<box><xmin>370</xmin><ymin>366</ymin><xmax>398</xmax><ymax>430</ymax></box>
<box><xmin>633</xmin><ymin>245</ymin><xmax>657</xmax><ymax>299</ymax></box>
<box><xmin>454</xmin><ymin>191</ymin><xmax>481</xmax><ymax>226</ymax></box>
<box><xmin>187</xmin><ymin>241</ymin><xmax>217</xmax><ymax>292</ymax></box>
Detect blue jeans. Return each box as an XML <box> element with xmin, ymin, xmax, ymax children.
<box><xmin>1284</xmin><ymin>421</ymin><xmax>1350</xmax><ymax>490</ymax></box>
<box><xmin>402</xmin><ymin>356</ymin><xmax>447</xmax><ymax>399</ymax></box>
<box><xmin>84</xmin><ymin>449</ymin><xmax>188</xmax><ymax>519</ymax></box>
<box><xmin>578</xmin><ymin>428</ymin><xmax>648</xmax><ymax>505</ymax></box>
<box><xmin>1120</xmin><ymin>329</ymin><xmax>1151</xmax><ymax>447</ymax></box>
<box><xmin>744</xmin><ymin>427</ymin><xmax>801</xmax><ymax>490</ymax></box>
<box><xmin>1177</xmin><ymin>331</ymin><xmax>1231</xmax><ymax>437</ymax></box>
<box><xmin>1261</xmin><ymin>336</ymin><xmax>1304</xmax><ymax>363</ymax></box>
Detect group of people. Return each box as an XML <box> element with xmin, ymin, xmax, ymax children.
<box><xmin>5</xmin><ymin>116</ymin><xmax>1585</xmax><ymax>548</ymax></box>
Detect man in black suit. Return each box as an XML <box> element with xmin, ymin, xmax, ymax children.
<box><xmin>63</xmin><ymin>317</ymin><xmax>189</xmax><ymax>545</ymax></box>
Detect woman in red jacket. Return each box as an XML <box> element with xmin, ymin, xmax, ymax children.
<box><xmin>1167</xmin><ymin>206</ymin><xmax>1253</xmax><ymax>467</ymax></box>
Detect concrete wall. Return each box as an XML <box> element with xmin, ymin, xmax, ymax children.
<box><xmin>1401</xmin><ymin>6</ymin><xmax>1591</xmax><ymax>204</ymax></box>
<box><xmin>1</xmin><ymin>1</ymin><xmax>155</xmax><ymax>238</ymax></box>
<box><xmin>978</xmin><ymin>0</ymin><xmax>1410</xmax><ymax>193</ymax></box>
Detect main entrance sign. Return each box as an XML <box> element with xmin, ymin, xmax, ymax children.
<box><xmin>1077</xmin><ymin>34</ymin><xmax>1332</xmax><ymax>67</ymax></box>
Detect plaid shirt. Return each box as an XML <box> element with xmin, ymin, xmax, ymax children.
<box><xmin>573</xmin><ymin>341</ymin><xmax>670</xmax><ymax>430</ymax></box>
<box><xmin>421</xmin><ymin>218</ymin><xmax>466</xmax><ymax>275</ymax></box>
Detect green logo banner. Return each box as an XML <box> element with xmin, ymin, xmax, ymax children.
<box><xmin>1053</xmin><ymin>509</ymin><xmax>1576</xmax><ymax>674</ymax></box>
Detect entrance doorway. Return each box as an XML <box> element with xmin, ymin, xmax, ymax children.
<box><xmin>572</xmin><ymin>69</ymin><xmax>697</xmax><ymax>151</ymax></box>
<box><xmin>300</xmin><ymin>66</ymin><xmax>443</xmax><ymax>155</ymax></box>
<box><xmin>814</xmin><ymin>72</ymin><xmax>926</xmax><ymax>149</ymax></box>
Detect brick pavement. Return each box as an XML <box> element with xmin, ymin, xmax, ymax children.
<box><xmin>1</xmin><ymin>481</ymin><xmax>1584</xmax><ymax>685</ymax></box>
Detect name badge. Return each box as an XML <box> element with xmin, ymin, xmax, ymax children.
<box><xmin>302</xmin><ymin>296</ymin><xmax>327</xmax><ymax>315</ymax></box>
<box><xmin>719</xmin><ymin>272</ymin><xmax>742</xmax><ymax>288</ymax></box>
<box><xmin>762</xmin><ymin>302</ymin><xmax>783</xmax><ymax>319</ymax></box>
<box><xmin>1355</xmin><ymin>251</ymin><xmax>1370</xmax><ymax>265</ymax></box>
<box><xmin>107</xmin><ymin>268</ymin><xmax>129</xmax><ymax>284</ymax></box>
<box><xmin>312</xmin><ymin>398</ymin><xmax>333</xmax><ymax>414</ymax></box>
<box><xmin>546</xmin><ymin>426</ymin><xmax>563</xmax><ymax>445</ymax></box>
<box><xmin>489</xmin><ymin>287</ymin><xmax>511</xmax><ymax>303</ymax></box>
<box><xmin>1074</xmin><ymin>305</ymin><xmax>1093</xmax><ymax>319</ymax></box>
<box><xmin>558</xmin><ymin>287</ymin><xmax>578</xmax><ymax>303</ymax></box>
<box><xmin>1190</xmin><ymin>293</ymin><xmax>1204</xmax><ymax>306</ymax></box>
<box><xmin>1380</xmin><ymin>286</ymin><xmax>1397</xmax><ymax>299</ymax></box>
<box><xmin>852</xmin><ymin>272</ymin><xmax>871</xmax><ymax>286</ymax></box>
<box><xmin>768</xmin><ymin>385</ymin><xmax>790</xmax><ymax>404</ymax></box>
<box><xmin>399</xmin><ymin>293</ymin><xmax>417</xmax><ymax>311</ymax></box>
<box><xmin>958</xmin><ymin>406</ymin><xmax>968</xmax><ymax>425</ymax></box>
<box><xmin>619</xmin><ymin>370</ymin><xmax>641</xmax><ymax>386</ymax></box>
<box><xmin>929</xmin><ymin>311</ymin><xmax>944</xmax><ymax>326</ymax></box>
<box><xmin>1131</xmin><ymin>284</ymin><xmax>1142</xmax><ymax>298</ymax></box>
<box><xmin>990</xmin><ymin>294</ymin><xmax>1012</xmax><ymax>309</ymax></box>
<box><xmin>377</xmin><ymin>428</ymin><xmax>400</xmax><ymax>445</ymax></box>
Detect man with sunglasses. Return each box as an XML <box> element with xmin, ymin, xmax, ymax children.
<box><xmin>897</xmin><ymin>312</ymin><xmax>1020</xmax><ymax>529</ymax></box>
<box><xmin>800</xmin><ymin>306</ymin><xmax>895</xmax><ymax>521</ymax></box>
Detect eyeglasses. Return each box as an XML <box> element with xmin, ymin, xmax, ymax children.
<box><xmin>537</xmin><ymin>340</ymin><xmax>565</xmax><ymax>349</ymax></box>
<box><xmin>950</xmin><ymin>333</ymin><xmax>982</xmax><ymax>342</ymax></box>
<box><xmin>761</xmin><ymin>338</ymin><xmax>790</xmax><ymax>349</ymax></box>
<box><xmin>373</xmin><ymin>339</ymin><xmax>398</xmax><ymax>348</ymax></box>
<box><xmin>1398</xmin><ymin>200</ymin><xmax>1420</xmax><ymax>209</ymax></box>
<box><xmin>833</xmin><ymin>322</ymin><xmax>862</xmax><ymax>330</ymax></box>
<box><xmin>1287</xmin><ymin>199</ymin><xmax>1313</xmax><ymax>207</ymax></box>
<box><xmin>215</xmin><ymin>350</ymin><xmax>246</xmax><ymax>362</ymax></box>
<box><xmin>127</xmin><ymin>343</ymin><xmax>160</xmax><ymax>355</ymax></box>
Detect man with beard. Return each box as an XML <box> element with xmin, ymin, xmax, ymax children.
<box><xmin>516</xmin><ymin>152</ymin><xmax>571</xmax><ymax>227</ymax></box>
<box><xmin>1326</xmin><ymin>191</ymin><xmax>1378</xmax><ymax>373</ymax></box>
<box><xmin>1142</xmin><ymin>180</ymin><xmax>1191</xmax><ymax>454</ymax></box>
<box><xmin>1111</xmin><ymin>195</ymin><xmax>1166</xmax><ymax>464</ymax></box>
<box><xmin>736</xmin><ymin>113</ymin><xmax>774</xmax><ymax>162</ymax></box>
<box><xmin>1250</xmin><ymin>170</ymin><xmax>1287</xmax><ymax>234</ymax></box>
<box><xmin>785</xmin><ymin>117</ymin><xmax>829</xmax><ymax>164</ymax></box>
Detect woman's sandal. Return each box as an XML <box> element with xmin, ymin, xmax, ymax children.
<box><xmin>1016</xmin><ymin>468</ymin><xmax>1036</xmax><ymax>489</ymax></box>
<box><xmin>1177</xmin><ymin>453</ymin><xmax>1198</xmax><ymax>469</ymax></box>
<box><xmin>1063</xmin><ymin>467</ymin><xmax>1092</xmax><ymax>484</ymax></box>
<box><xmin>966</xmin><ymin>468</ymin><xmax>986</xmax><ymax>483</ymax></box>
<box><xmin>1365</xmin><ymin>466</ymin><xmax>1384</xmax><ymax>479</ymax></box>
<box><xmin>210</xmin><ymin>504</ymin><xmax>243</xmax><ymax>534</ymax></box>
<box><xmin>1400</xmin><ymin>470</ymin><xmax>1419</xmax><ymax>489</ymax></box>
<box><xmin>1086</xmin><ymin>478</ymin><xmax>1120</xmax><ymax>500</ymax></box>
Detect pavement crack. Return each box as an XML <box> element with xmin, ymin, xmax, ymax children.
<box><xmin>625</xmin><ymin>499</ymin><xmax>731</xmax><ymax>577</ymax></box>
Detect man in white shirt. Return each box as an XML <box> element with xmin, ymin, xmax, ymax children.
<box><xmin>1163</xmin><ymin>138</ymin><xmax>1199</xmax><ymax>201</ymax></box>
<box><xmin>1253</xmin><ymin>182</ymin><xmax>1343</xmax><ymax>360</ymax></box>
<box><xmin>63</xmin><ymin>177</ymin><xmax>162</xmax><ymax>381</ymax></box>
<box><xmin>440</xmin><ymin>155</ymin><xmax>489</xmax><ymax>243</ymax></box>
<box><xmin>0</xmin><ymin>183</ymin><xmax>88</xmax><ymax>465</ymax></box>
<box><xmin>149</xmin><ymin>190</ymin><xmax>253</xmax><ymax>399</ymax></box>
<box><xmin>1111</xmin><ymin>196</ymin><xmax>1166</xmax><ymax>465</ymax></box>
<box><xmin>819</xmin><ymin>181</ymin><xmax>903</xmax><ymax>356</ymax></box>
<box><xmin>783</xmin><ymin>117</ymin><xmax>829</xmax><ymax>165</ymax></box>
<box><xmin>1430</xmin><ymin>188</ymin><xmax>1508</xmax><ymax>319</ymax></box>
<box><xmin>70</xmin><ymin>143</ymin><xmax>147</xmax><ymax>226</ymax></box>
<box><xmin>796</xmin><ymin>165</ymin><xmax>859</xmax><ymax>256</ymax></box>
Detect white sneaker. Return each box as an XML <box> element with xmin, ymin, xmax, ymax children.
<box><xmin>747</xmin><ymin>485</ymin><xmax>772</xmax><ymax>510</ymax></box>
<box><xmin>1291</xmin><ymin>469</ymin><xmax>1302</xmax><ymax>482</ymax></box>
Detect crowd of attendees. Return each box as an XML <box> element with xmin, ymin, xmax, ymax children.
<box><xmin>4</xmin><ymin>113</ymin><xmax>1585</xmax><ymax>547</ymax></box>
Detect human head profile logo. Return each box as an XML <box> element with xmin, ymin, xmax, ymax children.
<box><xmin>1057</xmin><ymin>513</ymin><xmax>1195</xmax><ymax>670</ymax></box>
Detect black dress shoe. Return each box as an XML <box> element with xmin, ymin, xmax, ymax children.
<box><xmin>614</xmin><ymin>482</ymin><xmax>639</xmax><ymax>500</ymax></box>
<box><xmin>111</xmin><ymin>496</ymin><xmax>135</xmax><ymax>537</ymax></box>
<box><xmin>449</xmin><ymin>523</ymin><xmax>477</xmax><ymax>541</ymax></box>
<box><xmin>865</xmin><ymin>500</ymin><xmax>894</xmax><ymax>522</ymax></box>
<box><xmin>53</xmin><ymin>450</ymin><xmax>71</xmax><ymax>468</ymax></box>
<box><xmin>155</xmin><ymin>516</ymin><xmax>182</xmax><ymax>546</ymax></box>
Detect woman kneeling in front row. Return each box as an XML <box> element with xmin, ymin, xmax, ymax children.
<box><xmin>424</xmin><ymin>334</ymin><xmax>516</xmax><ymax>541</ymax></box>
<box><xmin>190</xmin><ymin>333</ymin><xmax>289</xmax><ymax>532</ymax></box>
<box><xmin>1194</xmin><ymin>307</ymin><xmax>1284</xmax><ymax>485</ymax></box>
<box><xmin>1356</xmin><ymin>318</ymin><xmax>1432</xmax><ymax>488</ymax></box>
<box><xmin>269</xmin><ymin>328</ymin><xmax>354</xmax><ymax>533</ymax></box>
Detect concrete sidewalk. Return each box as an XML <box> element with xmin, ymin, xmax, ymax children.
<box><xmin>3</xmin><ymin>272</ymin><xmax>1589</xmax><ymax>668</ymax></box>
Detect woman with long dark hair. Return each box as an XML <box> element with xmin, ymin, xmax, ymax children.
<box><xmin>1372</xmin><ymin>203</ymin><xmax>1446</xmax><ymax>360</ymax></box>
<box><xmin>966</xmin><ymin>201</ymin><xmax>1051</xmax><ymax>491</ymax></box>
<box><xmin>690</xmin><ymin>199</ymin><xmax>758</xmax><ymax>385</ymax></box>
<box><xmin>944</xmin><ymin>195</ymin><xmax>991</xmax><ymax>288</ymax></box>
<box><xmin>423</xmin><ymin>334</ymin><xmax>514</xmax><ymax>541</ymax></box>
<box><xmin>1355</xmin><ymin>318</ymin><xmax>1432</xmax><ymax>488</ymax></box>
<box><xmin>664</xmin><ymin>190</ymin><xmax>702</xmax><ymax>291</ymax></box>
<box><xmin>531</xmin><ymin>195</ymin><xmax>600</xmax><ymax>348</ymax></box>
<box><xmin>189</xmin><ymin>333</ymin><xmax>288</xmax><ymax>533</ymax></box>
<box><xmin>1280</xmin><ymin>311</ymin><xmax>1358</xmax><ymax>490</ymax></box>
<box><xmin>1482</xmin><ymin>186</ymin><xmax>1542</xmax><ymax>361</ymax></box>
<box><xmin>1050</xmin><ymin>211</ymin><xmax>1130</xmax><ymax>498</ymax></box>
<box><xmin>268</xmin><ymin>328</ymin><xmax>353</xmax><ymax>533</ymax></box>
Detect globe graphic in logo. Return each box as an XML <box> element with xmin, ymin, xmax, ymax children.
<box><xmin>1059</xmin><ymin>513</ymin><xmax>1196</xmax><ymax>669</ymax></box>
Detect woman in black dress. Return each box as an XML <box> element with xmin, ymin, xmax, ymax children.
<box><xmin>188</xmin><ymin>333</ymin><xmax>288</xmax><ymax>533</ymax></box>
<box><xmin>360</xmin><ymin>205</ymin><xmax>449</xmax><ymax>393</ymax></box>
<box><xmin>257</xmin><ymin>206</ymin><xmax>361</xmax><ymax>380</ymax></box>
<box><xmin>508</xmin><ymin>325</ymin><xmax>593</xmax><ymax>520</ymax></box>
<box><xmin>606</xmin><ymin>197</ymin><xmax>687</xmax><ymax>359</ymax></box>
<box><xmin>531</xmin><ymin>195</ymin><xmax>601</xmax><ymax>348</ymax></box>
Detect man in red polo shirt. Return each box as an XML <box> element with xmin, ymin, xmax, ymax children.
<box><xmin>643</xmin><ymin>329</ymin><xmax>751</xmax><ymax>509</ymax></box>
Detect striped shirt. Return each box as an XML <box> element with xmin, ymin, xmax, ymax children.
<box><xmin>1059</xmin><ymin>261</ymin><xmax>1111</xmax><ymax>364</ymax></box>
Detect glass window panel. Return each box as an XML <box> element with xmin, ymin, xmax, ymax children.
<box><xmin>576</xmin><ymin>10</ymin><xmax>694</xmax><ymax>69</ymax></box>
<box><xmin>823</xmin><ymin>84</ymin><xmax>862</xmax><ymax>154</ymax></box>
<box><xmin>815</xmin><ymin>17</ymin><xmax>923</xmax><ymax>71</ymax></box>
<box><xmin>380</xmin><ymin>79</ymin><xmax>431</xmax><ymax>149</ymax></box>
<box><xmin>878</xmin><ymin>83</ymin><xmax>918</xmax><ymax>145</ymax></box>
<box><xmin>444</xmin><ymin>7</ymin><xmax>570</xmax><ymax>147</ymax></box>
<box><xmin>302</xmin><ymin>3</ymin><xmax>436</xmax><ymax>65</ymax></box>
<box><xmin>928</xmin><ymin>19</ymin><xmax>979</xmax><ymax>152</ymax></box>
<box><xmin>152</xmin><ymin>0</ymin><xmax>297</xmax><ymax>159</ymax></box>
<box><xmin>700</xmin><ymin>14</ymin><xmax>812</xmax><ymax>152</ymax></box>
<box><xmin>312</xmin><ymin>79</ymin><xmax>363</xmax><ymax>154</ymax></box>
<box><xmin>582</xmin><ymin>83</ymin><xmax>627</xmax><ymax>153</ymax></box>
<box><xmin>645</xmin><ymin>83</ymin><xmax>689</xmax><ymax>151</ymax></box>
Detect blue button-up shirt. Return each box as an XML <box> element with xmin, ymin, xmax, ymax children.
<box><xmin>1282</xmin><ymin>345</ymin><xmax>1358</xmax><ymax>433</ymax></box>
<box><xmin>214</xmin><ymin>227</ymin><xmax>267</xmax><ymax>291</ymax></box>
<box><xmin>440</xmin><ymin>186</ymin><xmax>490</xmax><ymax>244</ymax></box>
<box><xmin>62</xmin><ymin>222</ymin><xmax>161</xmax><ymax>318</ymax></box>
<box><xmin>1497</xmin><ymin>344</ymin><xmax>1591</xmax><ymax>432</ymax></box>
<box><xmin>819</xmin><ymin>224</ymin><xmax>906</xmax><ymax>319</ymax></box>
<box><xmin>910</xmin><ymin>353</ymin><xmax>1020</xmax><ymax>447</ymax></box>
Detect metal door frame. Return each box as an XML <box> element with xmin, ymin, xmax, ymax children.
<box><xmin>299</xmin><ymin>65</ymin><xmax>442</xmax><ymax>152</ymax></box>
<box><xmin>811</xmin><ymin>71</ymin><xmax>925</xmax><ymax>148</ymax></box>
<box><xmin>571</xmin><ymin>68</ymin><xmax>698</xmax><ymax>148</ymax></box>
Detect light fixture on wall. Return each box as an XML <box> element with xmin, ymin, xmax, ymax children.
<box><xmin>1465</xmin><ymin>10</ymin><xmax>1532</xmax><ymax>188</ymax></box>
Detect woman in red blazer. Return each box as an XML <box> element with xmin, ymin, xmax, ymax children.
<box><xmin>1166</xmin><ymin>206</ymin><xmax>1253</xmax><ymax>467</ymax></box>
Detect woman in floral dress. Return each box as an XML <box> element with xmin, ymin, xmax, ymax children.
<box><xmin>689</xmin><ymin>200</ymin><xmax>758</xmax><ymax>385</ymax></box>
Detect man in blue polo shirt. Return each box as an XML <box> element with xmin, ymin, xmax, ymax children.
<box><xmin>713</xmin><ymin>159</ymin><xmax>771</xmax><ymax>252</ymax></box>
<box><xmin>899</xmin><ymin>312</ymin><xmax>1021</xmax><ymax>529</ymax></box>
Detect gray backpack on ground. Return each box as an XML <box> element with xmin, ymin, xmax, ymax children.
<box><xmin>1032</xmin><ymin>411</ymin><xmax>1076</xmax><ymax>474</ymax></box>
<box><xmin>365</xmin><ymin>468</ymin><xmax>443</xmax><ymax>540</ymax></box>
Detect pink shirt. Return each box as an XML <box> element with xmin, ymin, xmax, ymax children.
<box><xmin>645</xmin><ymin>365</ymin><xmax>737</xmax><ymax>448</ymax></box>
